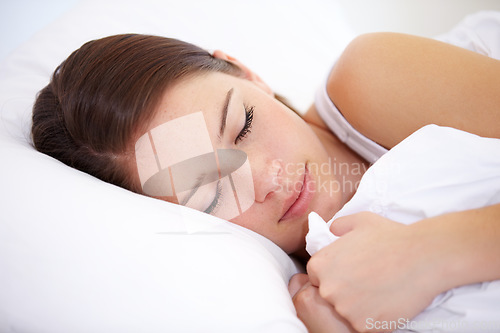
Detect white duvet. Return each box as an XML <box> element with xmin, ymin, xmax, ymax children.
<box><xmin>306</xmin><ymin>125</ymin><xmax>500</xmax><ymax>332</ymax></box>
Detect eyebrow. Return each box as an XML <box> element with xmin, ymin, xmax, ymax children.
<box><xmin>219</xmin><ymin>88</ymin><xmax>234</xmax><ymax>139</ymax></box>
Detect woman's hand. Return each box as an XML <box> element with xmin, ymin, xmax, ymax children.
<box><xmin>289</xmin><ymin>273</ymin><xmax>356</xmax><ymax>333</ymax></box>
<box><xmin>307</xmin><ymin>212</ymin><xmax>440</xmax><ymax>332</ymax></box>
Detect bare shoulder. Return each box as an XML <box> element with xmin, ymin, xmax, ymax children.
<box><xmin>327</xmin><ymin>32</ymin><xmax>500</xmax><ymax>148</ymax></box>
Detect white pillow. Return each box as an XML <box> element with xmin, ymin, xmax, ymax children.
<box><xmin>0</xmin><ymin>0</ymin><xmax>355</xmax><ymax>332</ymax></box>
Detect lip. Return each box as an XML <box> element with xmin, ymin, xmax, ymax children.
<box><xmin>279</xmin><ymin>164</ymin><xmax>315</xmax><ymax>222</ymax></box>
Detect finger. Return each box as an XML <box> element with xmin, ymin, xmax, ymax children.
<box><xmin>293</xmin><ymin>284</ymin><xmax>356</xmax><ymax>333</ymax></box>
<box><xmin>306</xmin><ymin>252</ymin><xmax>325</xmax><ymax>287</ymax></box>
<box><xmin>330</xmin><ymin>212</ymin><xmax>369</xmax><ymax>236</ymax></box>
<box><xmin>288</xmin><ymin>273</ymin><xmax>309</xmax><ymax>298</ymax></box>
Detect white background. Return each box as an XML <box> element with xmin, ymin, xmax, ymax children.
<box><xmin>2</xmin><ymin>0</ymin><xmax>500</xmax><ymax>62</ymax></box>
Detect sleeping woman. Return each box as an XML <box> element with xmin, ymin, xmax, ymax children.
<box><xmin>31</xmin><ymin>12</ymin><xmax>500</xmax><ymax>333</ymax></box>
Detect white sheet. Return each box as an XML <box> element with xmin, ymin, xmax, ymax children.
<box><xmin>3</xmin><ymin>2</ymin><xmax>499</xmax><ymax>332</ymax></box>
<box><xmin>306</xmin><ymin>125</ymin><xmax>500</xmax><ymax>332</ymax></box>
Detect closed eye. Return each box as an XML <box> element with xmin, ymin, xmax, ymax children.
<box><xmin>204</xmin><ymin>180</ymin><xmax>222</xmax><ymax>215</ymax></box>
<box><xmin>235</xmin><ymin>105</ymin><xmax>254</xmax><ymax>144</ymax></box>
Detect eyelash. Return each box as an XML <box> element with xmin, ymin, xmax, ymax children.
<box><xmin>234</xmin><ymin>105</ymin><xmax>254</xmax><ymax>144</ymax></box>
<box><xmin>204</xmin><ymin>180</ymin><xmax>223</xmax><ymax>215</ymax></box>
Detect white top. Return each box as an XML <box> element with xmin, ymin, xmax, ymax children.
<box><xmin>314</xmin><ymin>72</ymin><xmax>388</xmax><ymax>164</ymax></box>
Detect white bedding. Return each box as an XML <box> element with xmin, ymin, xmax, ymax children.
<box><xmin>2</xmin><ymin>1</ymin><xmax>500</xmax><ymax>332</ymax></box>
<box><xmin>306</xmin><ymin>125</ymin><xmax>500</xmax><ymax>332</ymax></box>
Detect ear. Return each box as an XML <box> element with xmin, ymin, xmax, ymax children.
<box><xmin>213</xmin><ymin>50</ymin><xmax>274</xmax><ymax>96</ymax></box>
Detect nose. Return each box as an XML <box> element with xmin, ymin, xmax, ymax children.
<box><xmin>252</xmin><ymin>157</ymin><xmax>283</xmax><ymax>203</ymax></box>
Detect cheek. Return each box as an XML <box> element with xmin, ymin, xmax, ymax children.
<box><xmin>229</xmin><ymin>204</ymin><xmax>267</xmax><ymax>233</ymax></box>
<box><xmin>262</xmin><ymin>108</ymin><xmax>295</xmax><ymax>135</ymax></box>
<box><xmin>230</xmin><ymin>206</ymin><xmax>280</xmax><ymax>242</ymax></box>
<box><xmin>253</xmin><ymin>107</ymin><xmax>305</xmax><ymax>156</ymax></box>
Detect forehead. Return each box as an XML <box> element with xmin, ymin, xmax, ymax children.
<box><xmin>148</xmin><ymin>71</ymin><xmax>239</xmax><ymax>130</ymax></box>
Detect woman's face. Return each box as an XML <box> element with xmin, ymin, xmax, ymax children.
<box><xmin>140</xmin><ymin>71</ymin><xmax>342</xmax><ymax>254</ymax></box>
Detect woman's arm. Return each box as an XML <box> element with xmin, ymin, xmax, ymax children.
<box><xmin>306</xmin><ymin>205</ymin><xmax>500</xmax><ymax>332</ymax></box>
<box><xmin>305</xmin><ymin>31</ymin><xmax>500</xmax><ymax>286</ymax></box>
<box><xmin>410</xmin><ymin>203</ymin><xmax>500</xmax><ymax>289</ymax></box>
<box><xmin>302</xmin><ymin>32</ymin><xmax>500</xmax><ymax>331</ymax></box>
<box><xmin>305</xmin><ymin>32</ymin><xmax>500</xmax><ymax>149</ymax></box>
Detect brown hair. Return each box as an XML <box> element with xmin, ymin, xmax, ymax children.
<box><xmin>31</xmin><ymin>34</ymin><xmax>243</xmax><ymax>192</ymax></box>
